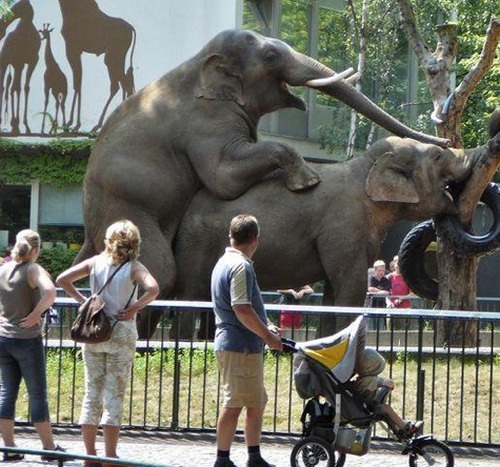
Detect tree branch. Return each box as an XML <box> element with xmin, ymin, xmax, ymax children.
<box><xmin>452</xmin><ymin>17</ymin><xmax>500</xmax><ymax>113</ymax></box>
<box><xmin>395</xmin><ymin>0</ymin><xmax>432</xmax><ymax>64</ymax></box>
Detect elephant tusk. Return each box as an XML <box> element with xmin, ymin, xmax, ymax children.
<box><xmin>306</xmin><ymin>67</ymin><xmax>356</xmax><ymax>87</ymax></box>
<box><xmin>345</xmin><ymin>72</ymin><xmax>361</xmax><ymax>85</ymax></box>
<box><xmin>444</xmin><ymin>189</ymin><xmax>454</xmax><ymax>202</ymax></box>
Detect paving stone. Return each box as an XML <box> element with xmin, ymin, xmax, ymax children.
<box><xmin>7</xmin><ymin>429</ymin><xmax>499</xmax><ymax>467</ymax></box>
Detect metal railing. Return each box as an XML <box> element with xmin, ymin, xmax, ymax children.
<box><xmin>28</xmin><ymin>297</ymin><xmax>500</xmax><ymax>449</ymax></box>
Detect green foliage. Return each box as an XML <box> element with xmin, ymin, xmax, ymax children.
<box><xmin>38</xmin><ymin>246</ymin><xmax>78</xmax><ymax>279</ymax></box>
<box><xmin>317</xmin><ymin>0</ymin><xmax>499</xmax><ymax>153</ymax></box>
<box><xmin>0</xmin><ymin>138</ymin><xmax>93</xmax><ymax>188</ymax></box>
<box><xmin>410</xmin><ymin>0</ymin><xmax>499</xmax><ymax>146</ymax></box>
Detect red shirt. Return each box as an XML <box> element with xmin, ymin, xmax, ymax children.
<box><xmin>389</xmin><ymin>274</ymin><xmax>412</xmax><ymax>308</ymax></box>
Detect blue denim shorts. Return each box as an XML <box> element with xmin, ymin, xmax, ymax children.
<box><xmin>0</xmin><ymin>335</ymin><xmax>50</xmax><ymax>423</ymax></box>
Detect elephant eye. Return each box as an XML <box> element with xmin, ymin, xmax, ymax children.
<box><xmin>433</xmin><ymin>152</ymin><xmax>442</xmax><ymax>162</ymax></box>
<box><xmin>262</xmin><ymin>49</ymin><xmax>280</xmax><ymax>66</ymax></box>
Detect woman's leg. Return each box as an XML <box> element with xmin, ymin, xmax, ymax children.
<box><xmin>16</xmin><ymin>337</ymin><xmax>56</xmax><ymax>449</ymax></box>
<box><xmin>102</xmin><ymin>425</ymin><xmax>120</xmax><ymax>458</ymax></box>
<box><xmin>81</xmin><ymin>424</ymin><xmax>99</xmax><ymax>456</ymax></box>
<box><xmin>0</xmin><ymin>419</ymin><xmax>15</xmax><ymax>447</ymax></box>
<box><xmin>0</xmin><ymin>339</ymin><xmax>21</xmax><ymax>447</ymax></box>
<box><xmin>80</xmin><ymin>347</ymin><xmax>107</xmax><ymax>455</ymax></box>
<box><xmin>32</xmin><ymin>421</ymin><xmax>55</xmax><ymax>450</ymax></box>
<box><xmin>101</xmin><ymin>323</ymin><xmax>136</xmax><ymax>458</ymax></box>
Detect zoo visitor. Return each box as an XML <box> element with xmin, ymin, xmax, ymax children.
<box><xmin>211</xmin><ymin>214</ymin><xmax>282</xmax><ymax>467</ymax></box>
<box><xmin>56</xmin><ymin>220</ymin><xmax>159</xmax><ymax>463</ymax></box>
<box><xmin>0</xmin><ymin>229</ymin><xmax>69</xmax><ymax>462</ymax></box>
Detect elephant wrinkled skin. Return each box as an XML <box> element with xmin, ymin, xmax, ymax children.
<box><xmin>173</xmin><ymin>136</ymin><xmax>498</xmax><ymax>338</ymax></box>
<box><xmin>78</xmin><ymin>29</ymin><xmax>450</xmax><ymax>338</ymax></box>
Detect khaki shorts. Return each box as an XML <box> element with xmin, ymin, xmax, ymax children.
<box><xmin>216</xmin><ymin>350</ymin><xmax>268</xmax><ymax>408</ymax></box>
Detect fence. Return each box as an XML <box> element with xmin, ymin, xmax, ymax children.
<box><xmin>27</xmin><ymin>296</ymin><xmax>500</xmax><ymax>449</ymax></box>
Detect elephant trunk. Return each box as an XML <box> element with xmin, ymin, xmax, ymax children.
<box><xmin>289</xmin><ymin>53</ymin><xmax>450</xmax><ymax>148</ymax></box>
<box><xmin>310</xmin><ymin>78</ymin><xmax>451</xmax><ymax>147</ymax></box>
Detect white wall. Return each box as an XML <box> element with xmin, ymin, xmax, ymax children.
<box><xmin>1</xmin><ymin>0</ymin><xmax>240</xmax><ymax>134</ymax></box>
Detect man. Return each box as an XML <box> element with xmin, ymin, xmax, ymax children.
<box><xmin>368</xmin><ymin>259</ymin><xmax>391</xmax><ymax>306</ymax></box>
<box><xmin>211</xmin><ymin>214</ymin><xmax>283</xmax><ymax>467</ymax></box>
<box><xmin>366</xmin><ymin>259</ymin><xmax>391</xmax><ymax>330</ymax></box>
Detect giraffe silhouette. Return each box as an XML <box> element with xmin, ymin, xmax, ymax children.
<box><xmin>39</xmin><ymin>23</ymin><xmax>67</xmax><ymax>134</ymax></box>
<box><xmin>0</xmin><ymin>0</ymin><xmax>40</xmax><ymax>135</ymax></box>
<box><xmin>58</xmin><ymin>0</ymin><xmax>136</xmax><ymax>132</ymax></box>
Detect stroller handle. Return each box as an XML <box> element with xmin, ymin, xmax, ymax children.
<box><xmin>281</xmin><ymin>337</ymin><xmax>298</xmax><ymax>353</ymax></box>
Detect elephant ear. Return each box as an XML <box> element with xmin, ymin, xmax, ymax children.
<box><xmin>197</xmin><ymin>54</ymin><xmax>244</xmax><ymax>106</ymax></box>
<box><xmin>366</xmin><ymin>151</ymin><xmax>419</xmax><ymax>203</ymax></box>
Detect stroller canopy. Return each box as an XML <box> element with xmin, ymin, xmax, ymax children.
<box><xmin>297</xmin><ymin>315</ymin><xmax>366</xmax><ymax>384</ymax></box>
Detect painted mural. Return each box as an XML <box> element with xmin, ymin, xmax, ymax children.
<box><xmin>0</xmin><ymin>0</ymin><xmax>136</xmax><ymax>136</ymax></box>
<box><xmin>0</xmin><ymin>0</ymin><xmax>238</xmax><ymax>137</ymax></box>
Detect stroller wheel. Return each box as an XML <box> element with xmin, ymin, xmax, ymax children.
<box><xmin>408</xmin><ymin>438</ymin><xmax>454</xmax><ymax>467</ymax></box>
<box><xmin>290</xmin><ymin>436</ymin><xmax>346</xmax><ymax>467</ymax></box>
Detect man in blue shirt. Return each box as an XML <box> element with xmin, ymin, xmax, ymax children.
<box><xmin>211</xmin><ymin>214</ymin><xmax>282</xmax><ymax>467</ymax></box>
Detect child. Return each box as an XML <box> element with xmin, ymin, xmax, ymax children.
<box><xmin>353</xmin><ymin>348</ymin><xmax>423</xmax><ymax>437</ymax></box>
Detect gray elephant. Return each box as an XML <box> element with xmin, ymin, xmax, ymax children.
<box><xmin>173</xmin><ymin>132</ymin><xmax>500</xmax><ymax>338</ymax></box>
<box><xmin>77</xmin><ymin>29</ymin><xmax>449</xmax><ymax>338</ymax></box>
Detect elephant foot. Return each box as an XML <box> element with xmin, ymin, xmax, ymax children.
<box><xmin>284</xmin><ymin>165</ymin><xmax>321</xmax><ymax>191</ymax></box>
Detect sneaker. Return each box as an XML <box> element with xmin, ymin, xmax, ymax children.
<box><xmin>214</xmin><ymin>459</ymin><xmax>237</xmax><ymax>467</ymax></box>
<box><xmin>3</xmin><ymin>452</ymin><xmax>25</xmax><ymax>462</ymax></box>
<box><xmin>402</xmin><ymin>420</ymin><xmax>424</xmax><ymax>437</ymax></box>
<box><xmin>41</xmin><ymin>445</ymin><xmax>74</xmax><ymax>462</ymax></box>
<box><xmin>246</xmin><ymin>458</ymin><xmax>275</xmax><ymax>467</ymax></box>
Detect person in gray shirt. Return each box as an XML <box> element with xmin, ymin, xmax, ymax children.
<box><xmin>211</xmin><ymin>214</ymin><xmax>282</xmax><ymax>467</ymax></box>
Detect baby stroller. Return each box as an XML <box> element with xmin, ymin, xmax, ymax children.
<box><xmin>283</xmin><ymin>315</ymin><xmax>454</xmax><ymax>467</ymax></box>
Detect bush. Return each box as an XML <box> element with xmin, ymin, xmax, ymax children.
<box><xmin>38</xmin><ymin>246</ymin><xmax>78</xmax><ymax>279</ymax></box>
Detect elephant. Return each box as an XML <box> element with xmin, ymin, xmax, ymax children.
<box><xmin>77</xmin><ymin>29</ymin><xmax>450</xmax><ymax>338</ymax></box>
<box><xmin>172</xmin><ymin>131</ymin><xmax>500</xmax><ymax>338</ymax></box>
<box><xmin>400</xmin><ymin>109</ymin><xmax>500</xmax><ymax>301</ymax></box>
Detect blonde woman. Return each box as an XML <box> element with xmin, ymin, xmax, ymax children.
<box><xmin>56</xmin><ymin>220</ymin><xmax>159</xmax><ymax>465</ymax></box>
<box><xmin>0</xmin><ymin>229</ymin><xmax>68</xmax><ymax>461</ymax></box>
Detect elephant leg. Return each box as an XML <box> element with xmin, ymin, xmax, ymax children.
<box><xmin>134</xmin><ymin>222</ymin><xmax>176</xmax><ymax>340</ymax></box>
<box><xmin>315</xmin><ymin>282</ymin><xmax>353</xmax><ymax>337</ymax></box>
<box><xmin>171</xmin><ymin>257</ymin><xmax>215</xmax><ymax>341</ymax></box>
<box><xmin>316</xmin><ymin>251</ymin><xmax>369</xmax><ymax>337</ymax></box>
<box><xmin>168</xmin><ymin>306</ymin><xmax>214</xmax><ymax>342</ymax></box>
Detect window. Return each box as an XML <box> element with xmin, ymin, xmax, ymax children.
<box><xmin>243</xmin><ymin>0</ymin><xmax>348</xmax><ymax>141</ymax></box>
<box><xmin>0</xmin><ymin>185</ymin><xmax>31</xmax><ymax>246</ymax></box>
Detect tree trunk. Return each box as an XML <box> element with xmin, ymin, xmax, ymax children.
<box><xmin>436</xmin><ymin>244</ymin><xmax>478</xmax><ymax>347</ymax></box>
<box><xmin>396</xmin><ymin>2</ymin><xmax>499</xmax><ymax>346</ymax></box>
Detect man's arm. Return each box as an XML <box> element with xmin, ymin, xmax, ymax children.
<box><xmin>233</xmin><ymin>304</ymin><xmax>283</xmax><ymax>350</ymax></box>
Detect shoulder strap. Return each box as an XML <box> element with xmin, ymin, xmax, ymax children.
<box><xmin>124</xmin><ymin>283</ymin><xmax>138</xmax><ymax>308</ymax></box>
<box><xmin>95</xmin><ymin>261</ymin><xmax>128</xmax><ymax>295</ymax></box>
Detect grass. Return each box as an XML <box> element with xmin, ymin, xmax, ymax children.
<box><xmin>13</xmin><ymin>348</ymin><xmax>499</xmax><ymax>445</ymax></box>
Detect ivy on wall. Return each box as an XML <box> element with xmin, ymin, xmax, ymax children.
<box><xmin>0</xmin><ymin>138</ymin><xmax>94</xmax><ymax>188</ymax></box>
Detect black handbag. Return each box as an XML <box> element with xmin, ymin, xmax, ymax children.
<box><xmin>70</xmin><ymin>261</ymin><xmax>133</xmax><ymax>344</ymax></box>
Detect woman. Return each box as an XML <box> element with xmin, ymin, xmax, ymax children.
<box><xmin>0</xmin><ymin>229</ymin><xmax>67</xmax><ymax>461</ymax></box>
<box><xmin>56</xmin><ymin>220</ymin><xmax>159</xmax><ymax>465</ymax></box>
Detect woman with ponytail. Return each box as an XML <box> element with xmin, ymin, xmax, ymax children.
<box><xmin>57</xmin><ymin>220</ymin><xmax>159</xmax><ymax>465</ymax></box>
<box><xmin>0</xmin><ymin>229</ymin><xmax>68</xmax><ymax>461</ymax></box>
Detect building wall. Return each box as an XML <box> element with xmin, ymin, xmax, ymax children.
<box><xmin>0</xmin><ymin>0</ymin><xmax>241</xmax><ymax>136</ymax></box>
